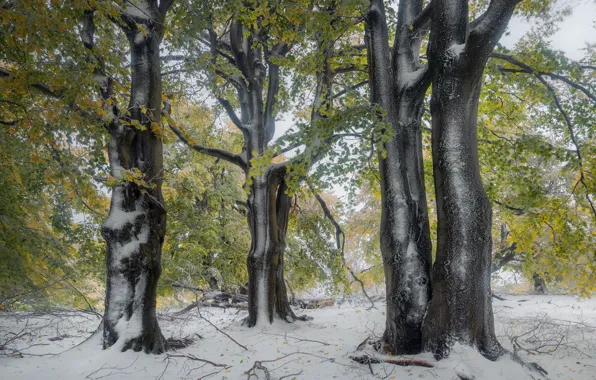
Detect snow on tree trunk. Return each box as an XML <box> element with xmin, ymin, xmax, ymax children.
<box><xmin>421</xmin><ymin>0</ymin><xmax>520</xmax><ymax>361</ymax></box>
<box><xmin>366</xmin><ymin>0</ymin><xmax>432</xmax><ymax>354</ymax></box>
<box><xmin>102</xmin><ymin>6</ymin><xmax>167</xmax><ymax>353</ymax></box>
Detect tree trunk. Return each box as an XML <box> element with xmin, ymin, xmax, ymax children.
<box><xmin>366</xmin><ymin>0</ymin><xmax>432</xmax><ymax>354</ymax></box>
<box><xmin>533</xmin><ymin>273</ymin><xmax>548</xmax><ymax>294</ymax></box>
<box><xmin>102</xmin><ymin>8</ymin><xmax>167</xmax><ymax>353</ymax></box>
<box><xmin>245</xmin><ymin>171</ymin><xmax>303</xmax><ymax>326</ymax></box>
<box><xmin>422</xmin><ymin>0</ymin><xmax>519</xmax><ymax>361</ymax></box>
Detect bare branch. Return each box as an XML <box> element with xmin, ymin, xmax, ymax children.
<box><xmin>215</xmin><ymin>96</ymin><xmax>246</xmax><ymax>132</ymax></box>
<box><xmin>309</xmin><ymin>185</ymin><xmax>376</xmax><ymax>309</ymax></box>
<box><xmin>491</xmin><ymin>53</ymin><xmax>596</xmax><ymax>102</ymax></box>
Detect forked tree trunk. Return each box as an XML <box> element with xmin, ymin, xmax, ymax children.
<box><xmin>422</xmin><ymin>0</ymin><xmax>520</xmax><ymax>360</ymax></box>
<box><xmin>101</xmin><ymin>4</ymin><xmax>168</xmax><ymax>353</ymax></box>
<box><xmin>366</xmin><ymin>0</ymin><xmax>432</xmax><ymax>354</ymax></box>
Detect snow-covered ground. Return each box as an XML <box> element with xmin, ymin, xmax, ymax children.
<box><xmin>1</xmin><ymin>295</ymin><xmax>595</xmax><ymax>379</ymax></box>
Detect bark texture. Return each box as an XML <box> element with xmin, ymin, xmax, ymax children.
<box><xmin>365</xmin><ymin>0</ymin><xmax>432</xmax><ymax>354</ymax></box>
<box><xmin>422</xmin><ymin>0</ymin><xmax>520</xmax><ymax>360</ymax></box>
<box><xmin>99</xmin><ymin>2</ymin><xmax>173</xmax><ymax>353</ymax></box>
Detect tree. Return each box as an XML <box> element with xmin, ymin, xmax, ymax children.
<box><xmin>167</xmin><ymin>0</ymin><xmax>367</xmax><ymax>326</ymax></box>
<box><xmin>422</xmin><ymin>0</ymin><xmax>522</xmax><ymax>360</ymax></box>
<box><xmin>365</xmin><ymin>0</ymin><xmax>432</xmax><ymax>354</ymax></box>
<box><xmin>84</xmin><ymin>0</ymin><xmax>176</xmax><ymax>353</ymax></box>
<box><xmin>160</xmin><ymin>104</ymin><xmax>250</xmax><ymax>293</ymax></box>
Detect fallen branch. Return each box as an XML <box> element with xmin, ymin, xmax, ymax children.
<box><xmin>350</xmin><ymin>354</ymin><xmax>434</xmax><ymax>368</ymax></box>
<box><xmin>164</xmin><ymin>353</ymin><xmax>230</xmax><ymax>368</ymax></box>
<box><xmin>245</xmin><ymin>351</ymin><xmax>336</xmax><ymax>380</ymax></box>
<box><xmin>165</xmin><ymin>336</ymin><xmax>195</xmax><ymax>350</ymax></box>
<box><xmin>492</xmin><ymin>293</ymin><xmax>507</xmax><ymax>301</ymax></box>
<box><xmin>192</xmin><ymin>293</ymin><xmax>248</xmax><ymax>351</ymax></box>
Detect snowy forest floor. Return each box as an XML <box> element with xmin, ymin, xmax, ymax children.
<box><xmin>1</xmin><ymin>295</ymin><xmax>595</xmax><ymax>380</ymax></box>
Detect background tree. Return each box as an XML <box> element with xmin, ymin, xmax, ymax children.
<box><xmin>166</xmin><ymin>0</ymin><xmax>370</xmax><ymax>326</ymax></box>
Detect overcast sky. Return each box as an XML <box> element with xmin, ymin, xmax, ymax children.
<box><xmin>502</xmin><ymin>0</ymin><xmax>596</xmax><ymax>59</ymax></box>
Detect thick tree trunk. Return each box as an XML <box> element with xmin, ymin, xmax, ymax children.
<box><xmin>366</xmin><ymin>0</ymin><xmax>432</xmax><ymax>354</ymax></box>
<box><xmin>245</xmin><ymin>172</ymin><xmax>302</xmax><ymax>326</ymax></box>
<box><xmin>422</xmin><ymin>74</ymin><xmax>500</xmax><ymax>359</ymax></box>
<box><xmin>102</xmin><ymin>10</ymin><xmax>167</xmax><ymax>353</ymax></box>
<box><xmin>422</xmin><ymin>0</ymin><xmax>519</xmax><ymax>361</ymax></box>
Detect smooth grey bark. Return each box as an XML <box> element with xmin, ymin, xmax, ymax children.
<box><xmin>365</xmin><ymin>0</ymin><xmax>432</xmax><ymax>354</ymax></box>
<box><xmin>421</xmin><ymin>0</ymin><xmax>521</xmax><ymax>360</ymax></box>
<box><xmin>96</xmin><ymin>1</ymin><xmax>174</xmax><ymax>353</ymax></box>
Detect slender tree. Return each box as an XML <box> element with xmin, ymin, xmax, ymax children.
<box><xmin>365</xmin><ymin>0</ymin><xmax>432</xmax><ymax>354</ymax></box>
<box><xmin>422</xmin><ymin>0</ymin><xmax>521</xmax><ymax>360</ymax></box>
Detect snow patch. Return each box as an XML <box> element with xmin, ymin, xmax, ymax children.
<box><xmin>117</xmin><ymin>224</ymin><xmax>149</xmax><ymax>259</ymax></box>
<box><xmin>104</xmin><ymin>187</ymin><xmax>143</xmax><ymax>231</ymax></box>
<box><xmin>134</xmin><ymin>32</ymin><xmax>144</xmax><ymax>44</ymax></box>
<box><xmin>2</xmin><ymin>295</ymin><xmax>595</xmax><ymax>379</ymax></box>
<box><xmin>256</xmin><ymin>275</ymin><xmax>268</xmax><ymax>326</ymax></box>
<box><xmin>398</xmin><ymin>67</ymin><xmax>425</xmax><ymax>89</ymax></box>
<box><xmin>448</xmin><ymin>43</ymin><xmax>466</xmax><ymax>58</ymax></box>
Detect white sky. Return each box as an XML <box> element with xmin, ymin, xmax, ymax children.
<box><xmin>502</xmin><ymin>0</ymin><xmax>596</xmax><ymax>59</ymax></box>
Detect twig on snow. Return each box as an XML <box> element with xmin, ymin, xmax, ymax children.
<box><xmin>192</xmin><ymin>292</ymin><xmax>248</xmax><ymax>350</ymax></box>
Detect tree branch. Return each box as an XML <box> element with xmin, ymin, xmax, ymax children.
<box><xmin>158</xmin><ymin>0</ymin><xmax>176</xmax><ymax>15</ymax></box>
<box><xmin>491</xmin><ymin>53</ymin><xmax>596</xmax><ymax>102</ymax></box>
<box><xmin>493</xmin><ymin>53</ymin><xmax>596</xmax><ymax>219</ymax></box>
<box><xmin>215</xmin><ymin>95</ymin><xmax>246</xmax><ymax>132</ymax></box>
<box><xmin>309</xmin><ymin>185</ymin><xmax>376</xmax><ymax>309</ymax></box>
<box><xmin>166</xmin><ymin>115</ymin><xmax>247</xmax><ymax>170</ymax></box>
<box><xmin>411</xmin><ymin>2</ymin><xmax>433</xmax><ymax>32</ymax></box>
<box><xmin>330</xmin><ymin>80</ymin><xmax>369</xmax><ymax>101</ymax></box>
<box><xmin>468</xmin><ymin>0</ymin><xmax>521</xmax><ymax>58</ymax></box>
